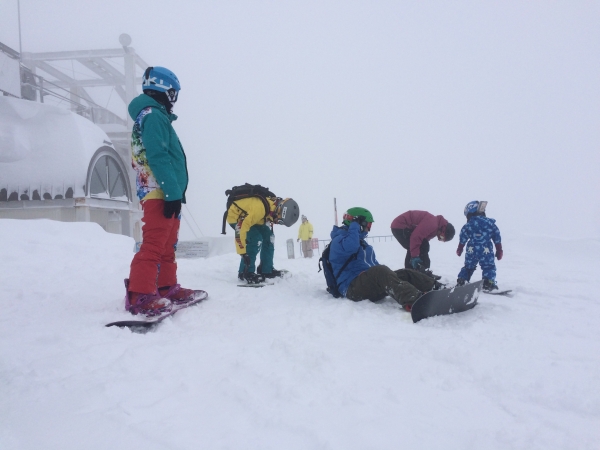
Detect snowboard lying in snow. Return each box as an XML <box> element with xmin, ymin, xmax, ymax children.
<box><xmin>105</xmin><ymin>291</ymin><xmax>208</xmax><ymax>331</ymax></box>
<box><xmin>411</xmin><ymin>280</ymin><xmax>483</xmax><ymax>323</ymax></box>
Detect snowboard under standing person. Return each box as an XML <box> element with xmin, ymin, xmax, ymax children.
<box><xmin>456</xmin><ymin>201</ymin><xmax>503</xmax><ymax>292</ymax></box>
<box><xmin>227</xmin><ymin>193</ymin><xmax>299</xmax><ymax>283</ymax></box>
<box><xmin>125</xmin><ymin>66</ymin><xmax>206</xmax><ymax>317</ymax></box>
<box><xmin>390</xmin><ymin>210</ymin><xmax>455</xmax><ymax>273</ymax></box>
<box><xmin>329</xmin><ymin>207</ymin><xmax>436</xmax><ymax>311</ymax></box>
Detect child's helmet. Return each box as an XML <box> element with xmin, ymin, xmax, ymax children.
<box><xmin>142</xmin><ymin>66</ymin><xmax>181</xmax><ymax>102</ymax></box>
<box><xmin>342</xmin><ymin>207</ymin><xmax>374</xmax><ymax>226</ymax></box>
<box><xmin>274</xmin><ymin>198</ymin><xmax>299</xmax><ymax>227</ymax></box>
<box><xmin>464</xmin><ymin>201</ymin><xmax>480</xmax><ymax>217</ymax></box>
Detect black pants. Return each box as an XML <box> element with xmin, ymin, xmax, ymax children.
<box><xmin>346</xmin><ymin>266</ymin><xmax>434</xmax><ymax>306</ymax></box>
<box><xmin>391</xmin><ymin>228</ymin><xmax>431</xmax><ymax>269</ymax></box>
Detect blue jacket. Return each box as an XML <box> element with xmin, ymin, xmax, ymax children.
<box><xmin>329</xmin><ymin>222</ymin><xmax>379</xmax><ymax>296</ymax></box>
<box><xmin>459</xmin><ymin>216</ymin><xmax>501</xmax><ymax>247</ymax></box>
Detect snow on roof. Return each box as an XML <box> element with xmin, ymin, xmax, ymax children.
<box><xmin>0</xmin><ymin>96</ymin><xmax>114</xmax><ymax>199</ymax></box>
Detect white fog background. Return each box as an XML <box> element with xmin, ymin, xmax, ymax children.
<box><xmin>1</xmin><ymin>1</ymin><xmax>598</xmax><ymax>244</ymax></box>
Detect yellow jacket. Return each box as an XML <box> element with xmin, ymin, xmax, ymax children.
<box><xmin>298</xmin><ymin>221</ymin><xmax>314</xmax><ymax>240</ymax></box>
<box><xmin>227</xmin><ymin>197</ymin><xmax>276</xmax><ymax>254</ymax></box>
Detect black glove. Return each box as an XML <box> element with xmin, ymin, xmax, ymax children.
<box><xmin>241</xmin><ymin>253</ymin><xmax>251</xmax><ymax>272</ymax></box>
<box><xmin>353</xmin><ymin>215</ymin><xmax>368</xmax><ymax>232</ymax></box>
<box><xmin>163</xmin><ymin>199</ymin><xmax>182</xmax><ymax>219</ymax></box>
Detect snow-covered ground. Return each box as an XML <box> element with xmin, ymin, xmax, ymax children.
<box><xmin>1</xmin><ymin>219</ymin><xmax>599</xmax><ymax>450</ymax></box>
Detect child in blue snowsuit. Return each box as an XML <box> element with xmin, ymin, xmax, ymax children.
<box><xmin>456</xmin><ymin>201</ymin><xmax>503</xmax><ymax>291</ymax></box>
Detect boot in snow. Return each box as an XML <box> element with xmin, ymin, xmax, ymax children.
<box><xmin>415</xmin><ymin>265</ymin><xmax>442</xmax><ymax>281</ymax></box>
<box><xmin>402</xmin><ymin>290</ymin><xmax>423</xmax><ymax>312</ymax></box>
<box><xmin>262</xmin><ymin>268</ymin><xmax>283</xmax><ymax>279</ymax></box>
<box><xmin>482</xmin><ymin>278</ymin><xmax>498</xmax><ymax>292</ymax></box>
<box><xmin>159</xmin><ymin>284</ymin><xmax>207</xmax><ymax>306</ymax></box>
<box><xmin>456</xmin><ymin>278</ymin><xmax>466</xmax><ymax>287</ymax></box>
<box><xmin>124</xmin><ymin>279</ymin><xmax>172</xmax><ymax>317</ymax></box>
<box><xmin>243</xmin><ymin>272</ymin><xmax>265</xmax><ymax>284</ymax></box>
<box><xmin>257</xmin><ymin>264</ymin><xmax>283</xmax><ymax>278</ymax></box>
<box><xmin>433</xmin><ymin>280</ymin><xmax>446</xmax><ymax>290</ymax></box>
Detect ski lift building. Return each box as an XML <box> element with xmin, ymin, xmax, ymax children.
<box><xmin>0</xmin><ymin>36</ymin><xmax>148</xmax><ymax>238</ymax></box>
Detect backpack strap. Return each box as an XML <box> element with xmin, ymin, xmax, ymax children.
<box><xmin>221</xmin><ymin>211</ymin><xmax>228</xmax><ymax>235</ymax></box>
<box><xmin>222</xmin><ymin>184</ymin><xmax>275</xmax><ymax>235</ymax></box>
<box><xmin>221</xmin><ymin>198</ymin><xmax>270</xmax><ymax>235</ymax></box>
<box><xmin>334</xmin><ymin>249</ymin><xmax>360</xmax><ymax>281</ymax></box>
<box><xmin>222</xmin><ymin>200</ymin><xmax>247</xmax><ymax>235</ymax></box>
<box><xmin>319</xmin><ymin>242</ymin><xmax>362</xmax><ymax>293</ymax></box>
<box><xmin>335</xmin><ymin>240</ymin><xmax>366</xmax><ymax>279</ymax></box>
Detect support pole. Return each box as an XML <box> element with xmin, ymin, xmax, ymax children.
<box><xmin>122</xmin><ymin>35</ymin><xmax>136</xmax><ymax>129</ymax></box>
<box><xmin>334</xmin><ymin>198</ymin><xmax>338</xmax><ymax>226</ymax></box>
<box><xmin>17</xmin><ymin>0</ymin><xmax>23</xmax><ymax>57</ymax></box>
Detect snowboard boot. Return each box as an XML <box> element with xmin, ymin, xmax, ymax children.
<box><xmin>263</xmin><ymin>268</ymin><xmax>283</xmax><ymax>279</ymax></box>
<box><xmin>456</xmin><ymin>278</ymin><xmax>466</xmax><ymax>287</ymax></box>
<box><xmin>124</xmin><ymin>280</ymin><xmax>172</xmax><ymax>317</ymax></box>
<box><xmin>433</xmin><ymin>280</ymin><xmax>446</xmax><ymax>291</ymax></box>
<box><xmin>243</xmin><ymin>272</ymin><xmax>264</xmax><ymax>284</ymax></box>
<box><xmin>257</xmin><ymin>265</ymin><xmax>283</xmax><ymax>279</ymax></box>
<box><xmin>482</xmin><ymin>278</ymin><xmax>498</xmax><ymax>292</ymax></box>
<box><xmin>159</xmin><ymin>284</ymin><xmax>207</xmax><ymax>306</ymax></box>
<box><xmin>402</xmin><ymin>290</ymin><xmax>423</xmax><ymax>312</ymax></box>
<box><xmin>416</xmin><ymin>265</ymin><xmax>442</xmax><ymax>281</ymax></box>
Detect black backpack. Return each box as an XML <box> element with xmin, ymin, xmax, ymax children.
<box><xmin>221</xmin><ymin>183</ymin><xmax>276</xmax><ymax>234</ymax></box>
<box><xmin>318</xmin><ymin>243</ymin><xmax>361</xmax><ymax>298</ymax></box>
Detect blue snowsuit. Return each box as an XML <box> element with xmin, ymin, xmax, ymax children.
<box><xmin>329</xmin><ymin>222</ymin><xmax>379</xmax><ymax>296</ymax></box>
<box><xmin>457</xmin><ymin>216</ymin><xmax>502</xmax><ymax>282</ymax></box>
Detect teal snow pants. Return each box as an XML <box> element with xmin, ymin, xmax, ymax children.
<box><xmin>234</xmin><ymin>223</ymin><xmax>275</xmax><ymax>275</ymax></box>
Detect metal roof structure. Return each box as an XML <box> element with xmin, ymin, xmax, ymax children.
<box><xmin>19</xmin><ymin>34</ymin><xmax>148</xmax><ymax>149</ymax></box>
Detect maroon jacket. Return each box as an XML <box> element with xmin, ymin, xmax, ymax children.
<box><xmin>391</xmin><ymin>210</ymin><xmax>449</xmax><ymax>257</ymax></box>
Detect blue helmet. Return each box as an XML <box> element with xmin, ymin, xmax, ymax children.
<box><xmin>142</xmin><ymin>66</ymin><xmax>180</xmax><ymax>102</ymax></box>
<box><xmin>464</xmin><ymin>201</ymin><xmax>480</xmax><ymax>217</ymax></box>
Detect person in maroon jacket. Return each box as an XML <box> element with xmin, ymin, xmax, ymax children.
<box><xmin>391</xmin><ymin>210</ymin><xmax>455</xmax><ymax>270</ymax></box>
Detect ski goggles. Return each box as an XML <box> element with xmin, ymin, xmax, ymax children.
<box><xmin>342</xmin><ymin>214</ymin><xmax>372</xmax><ymax>231</ymax></box>
<box><xmin>166</xmin><ymin>88</ymin><xmax>179</xmax><ymax>103</ymax></box>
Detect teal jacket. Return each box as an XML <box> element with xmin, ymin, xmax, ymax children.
<box><xmin>128</xmin><ymin>94</ymin><xmax>188</xmax><ymax>202</ymax></box>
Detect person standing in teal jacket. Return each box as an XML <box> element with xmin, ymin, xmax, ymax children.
<box><xmin>124</xmin><ymin>66</ymin><xmax>206</xmax><ymax>318</ymax></box>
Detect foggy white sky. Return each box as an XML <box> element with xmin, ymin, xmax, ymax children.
<box><xmin>1</xmin><ymin>1</ymin><xmax>598</xmax><ymax>244</ymax></box>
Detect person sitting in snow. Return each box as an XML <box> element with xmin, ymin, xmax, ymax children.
<box><xmin>227</xmin><ymin>193</ymin><xmax>299</xmax><ymax>283</ymax></box>
<box><xmin>124</xmin><ymin>66</ymin><xmax>206</xmax><ymax>317</ymax></box>
<box><xmin>456</xmin><ymin>201</ymin><xmax>503</xmax><ymax>292</ymax></box>
<box><xmin>390</xmin><ymin>210</ymin><xmax>455</xmax><ymax>275</ymax></box>
<box><xmin>329</xmin><ymin>207</ymin><xmax>440</xmax><ymax>311</ymax></box>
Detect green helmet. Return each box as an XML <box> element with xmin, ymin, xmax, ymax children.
<box><xmin>342</xmin><ymin>207</ymin><xmax>374</xmax><ymax>226</ymax></box>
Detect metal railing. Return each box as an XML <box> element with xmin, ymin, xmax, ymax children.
<box><xmin>19</xmin><ymin>72</ymin><xmax>126</xmax><ymax>126</ymax></box>
<box><xmin>298</xmin><ymin>235</ymin><xmax>395</xmax><ymax>256</ymax></box>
